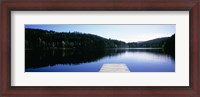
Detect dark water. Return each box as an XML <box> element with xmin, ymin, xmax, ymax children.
<box><xmin>25</xmin><ymin>48</ymin><xmax>175</xmax><ymax>72</ymax></box>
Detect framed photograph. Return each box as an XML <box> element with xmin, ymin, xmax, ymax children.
<box><xmin>1</xmin><ymin>0</ymin><xmax>199</xmax><ymax>96</ymax></box>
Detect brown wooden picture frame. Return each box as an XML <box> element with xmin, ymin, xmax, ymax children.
<box><xmin>0</xmin><ymin>0</ymin><xmax>199</xmax><ymax>96</ymax></box>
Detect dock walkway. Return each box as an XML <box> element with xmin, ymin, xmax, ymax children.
<box><xmin>99</xmin><ymin>64</ymin><xmax>130</xmax><ymax>72</ymax></box>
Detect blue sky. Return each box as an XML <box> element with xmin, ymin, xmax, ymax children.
<box><xmin>25</xmin><ymin>24</ymin><xmax>175</xmax><ymax>43</ymax></box>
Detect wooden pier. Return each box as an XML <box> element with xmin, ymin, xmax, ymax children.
<box><xmin>99</xmin><ymin>64</ymin><xmax>130</xmax><ymax>72</ymax></box>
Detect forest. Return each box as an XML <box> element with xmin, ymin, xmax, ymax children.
<box><xmin>25</xmin><ymin>28</ymin><xmax>128</xmax><ymax>49</ymax></box>
<box><xmin>25</xmin><ymin>28</ymin><xmax>175</xmax><ymax>53</ymax></box>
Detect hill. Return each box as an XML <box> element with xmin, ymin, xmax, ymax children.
<box><xmin>25</xmin><ymin>28</ymin><xmax>175</xmax><ymax>52</ymax></box>
<box><xmin>128</xmin><ymin>37</ymin><xmax>168</xmax><ymax>48</ymax></box>
<box><xmin>163</xmin><ymin>34</ymin><xmax>175</xmax><ymax>56</ymax></box>
<box><xmin>25</xmin><ymin>28</ymin><xmax>128</xmax><ymax>49</ymax></box>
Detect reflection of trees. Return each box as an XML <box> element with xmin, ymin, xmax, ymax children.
<box><xmin>25</xmin><ymin>48</ymin><xmax>175</xmax><ymax>69</ymax></box>
<box><xmin>25</xmin><ymin>49</ymin><xmax>125</xmax><ymax>68</ymax></box>
<box><xmin>126</xmin><ymin>49</ymin><xmax>164</xmax><ymax>53</ymax></box>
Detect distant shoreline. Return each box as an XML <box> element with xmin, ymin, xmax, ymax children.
<box><xmin>25</xmin><ymin>47</ymin><xmax>163</xmax><ymax>50</ymax></box>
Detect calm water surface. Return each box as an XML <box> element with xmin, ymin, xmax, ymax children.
<box><xmin>25</xmin><ymin>48</ymin><xmax>175</xmax><ymax>72</ymax></box>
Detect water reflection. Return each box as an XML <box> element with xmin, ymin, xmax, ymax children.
<box><xmin>25</xmin><ymin>48</ymin><xmax>175</xmax><ymax>72</ymax></box>
<box><xmin>25</xmin><ymin>49</ymin><xmax>124</xmax><ymax>68</ymax></box>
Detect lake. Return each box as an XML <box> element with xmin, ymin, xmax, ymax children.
<box><xmin>25</xmin><ymin>48</ymin><xmax>175</xmax><ymax>72</ymax></box>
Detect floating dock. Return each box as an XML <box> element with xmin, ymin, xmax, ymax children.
<box><xmin>99</xmin><ymin>64</ymin><xmax>130</xmax><ymax>72</ymax></box>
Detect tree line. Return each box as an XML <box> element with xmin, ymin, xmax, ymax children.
<box><xmin>25</xmin><ymin>28</ymin><xmax>175</xmax><ymax>54</ymax></box>
<box><xmin>25</xmin><ymin>28</ymin><xmax>128</xmax><ymax>49</ymax></box>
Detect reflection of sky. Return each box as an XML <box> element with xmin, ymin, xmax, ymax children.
<box><xmin>25</xmin><ymin>24</ymin><xmax>175</xmax><ymax>42</ymax></box>
<box><xmin>100</xmin><ymin>51</ymin><xmax>175</xmax><ymax>72</ymax></box>
<box><xmin>122</xmin><ymin>52</ymin><xmax>170</xmax><ymax>63</ymax></box>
